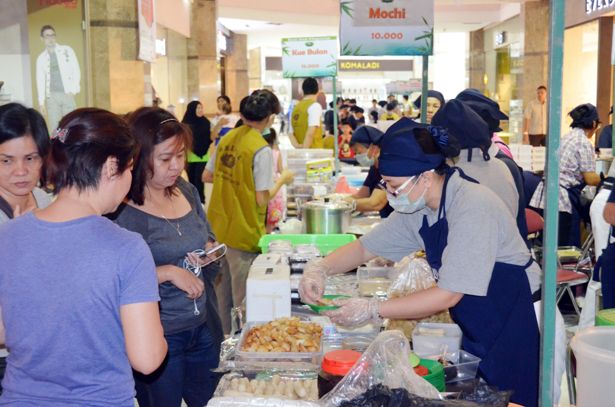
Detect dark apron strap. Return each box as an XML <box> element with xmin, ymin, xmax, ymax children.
<box><xmin>0</xmin><ymin>195</ymin><xmax>13</xmax><ymax>219</ymax></box>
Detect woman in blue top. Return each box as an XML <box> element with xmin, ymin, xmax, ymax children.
<box><xmin>0</xmin><ymin>108</ymin><xmax>167</xmax><ymax>406</ymax></box>
<box><xmin>113</xmin><ymin>107</ymin><xmax>223</xmax><ymax>407</ymax></box>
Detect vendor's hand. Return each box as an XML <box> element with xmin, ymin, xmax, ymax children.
<box><xmin>298</xmin><ymin>259</ymin><xmax>331</xmax><ymax>304</ymax></box>
<box><xmin>324</xmin><ymin>298</ymin><xmax>382</xmax><ymax>327</ymax></box>
<box><xmin>167</xmin><ymin>265</ymin><xmax>205</xmax><ymax>299</ymax></box>
<box><xmin>342</xmin><ymin>195</ymin><xmax>354</xmax><ymax>204</ymax></box>
<box><xmin>280</xmin><ymin>169</ymin><xmax>295</xmax><ymax>185</ymax></box>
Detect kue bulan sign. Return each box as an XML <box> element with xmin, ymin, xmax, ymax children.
<box><xmin>281</xmin><ymin>36</ymin><xmax>338</xmax><ymax>78</ymax></box>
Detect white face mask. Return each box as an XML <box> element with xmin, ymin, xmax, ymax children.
<box><xmin>355</xmin><ymin>153</ymin><xmax>374</xmax><ymax>167</ymax></box>
<box><xmin>387</xmin><ymin>176</ymin><xmax>428</xmax><ymax>214</ymax></box>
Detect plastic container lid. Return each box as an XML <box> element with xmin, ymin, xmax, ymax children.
<box><xmin>596</xmin><ymin>309</ymin><xmax>615</xmax><ymax>326</ymax></box>
<box><xmin>322</xmin><ymin>350</ymin><xmax>361</xmax><ymax>376</ymax></box>
<box><xmin>418</xmin><ymin>358</ymin><xmax>445</xmax><ymax>392</ymax></box>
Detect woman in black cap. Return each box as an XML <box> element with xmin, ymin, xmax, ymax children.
<box><xmin>345</xmin><ymin>125</ymin><xmax>393</xmax><ymax>218</ymax></box>
<box><xmin>529</xmin><ymin>103</ymin><xmax>602</xmax><ymax>247</ymax></box>
<box><xmin>299</xmin><ymin>118</ymin><xmax>541</xmax><ymax>407</ymax></box>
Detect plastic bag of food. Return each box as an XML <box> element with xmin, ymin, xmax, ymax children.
<box><xmin>320</xmin><ymin>330</ymin><xmax>440</xmax><ymax>407</ymax></box>
<box><xmin>385</xmin><ymin>255</ymin><xmax>452</xmax><ymax>339</ymax></box>
<box><xmin>338</xmin><ymin>384</ymin><xmax>484</xmax><ymax>407</ymax></box>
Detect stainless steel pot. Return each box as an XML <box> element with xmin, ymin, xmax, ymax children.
<box><xmin>302</xmin><ymin>198</ymin><xmax>352</xmax><ymax>234</ymax></box>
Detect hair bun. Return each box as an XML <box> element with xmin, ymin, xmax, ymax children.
<box><xmin>429</xmin><ymin>126</ymin><xmax>449</xmax><ymax>147</ymax></box>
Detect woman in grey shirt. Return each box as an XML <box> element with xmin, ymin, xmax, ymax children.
<box><xmin>0</xmin><ymin>103</ymin><xmax>52</xmax><ymax>223</ymax></box>
<box><xmin>299</xmin><ymin>119</ymin><xmax>544</xmax><ymax>407</ymax></box>
<box><xmin>113</xmin><ymin>107</ymin><xmax>223</xmax><ymax>407</ymax></box>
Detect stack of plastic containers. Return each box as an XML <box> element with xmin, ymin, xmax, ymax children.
<box><xmin>284</xmin><ymin>149</ymin><xmax>334</xmax><ymax>184</ymax></box>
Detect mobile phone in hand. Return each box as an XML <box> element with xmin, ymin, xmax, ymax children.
<box><xmin>199</xmin><ymin>243</ymin><xmax>227</xmax><ymax>264</ymax></box>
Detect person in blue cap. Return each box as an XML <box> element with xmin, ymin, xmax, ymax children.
<box><xmin>455</xmin><ymin>88</ymin><xmax>512</xmax><ymax>156</ymax></box>
<box><xmin>452</xmin><ymin>91</ymin><xmax>530</xmax><ymax>245</ymax></box>
<box><xmin>597</xmin><ymin>106</ymin><xmax>613</xmax><ymax>149</ymax></box>
<box><xmin>529</xmin><ymin>103</ymin><xmax>602</xmax><ymax>247</ymax></box>
<box><xmin>432</xmin><ymin>99</ymin><xmax>527</xmax><ymax>245</ymax></box>
<box><xmin>413</xmin><ymin>90</ymin><xmax>445</xmax><ymax>124</ymax></box>
<box><xmin>344</xmin><ymin>125</ymin><xmax>393</xmax><ymax>218</ymax></box>
<box><xmin>431</xmin><ymin>100</ymin><xmax>522</xmax><ymax>237</ymax></box>
<box><xmin>299</xmin><ymin>118</ymin><xmax>541</xmax><ymax>407</ymax></box>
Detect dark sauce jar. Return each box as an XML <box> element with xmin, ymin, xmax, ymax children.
<box><xmin>318</xmin><ymin>349</ymin><xmax>362</xmax><ymax>397</ymax></box>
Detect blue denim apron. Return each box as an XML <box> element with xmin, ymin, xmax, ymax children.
<box><xmin>565</xmin><ymin>183</ymin><xmax>588</xmax><ymax>247</ymax></box>
<box><xmin>418</xmin><ymin>168</ymin><xmax>540</xmax><ymax>407</ymax></box>
<box><xmin>595</xmin><ymin>217</ymin><xmax>615</xmax><ymax>309</ymax></box>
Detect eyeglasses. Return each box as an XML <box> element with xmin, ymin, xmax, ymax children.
<box><xmin>42</xmin><ymin>34</ymin><xmax>56</xmax><ymax>39</ymax></box>
<box><xmin>379</xmin><ymin>175</ymin><xmax>418</xmax><ymax>197</ymax></box>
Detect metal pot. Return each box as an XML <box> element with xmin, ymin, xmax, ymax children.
<box><xmin>302</xmin><ymin>198</ymin><xmax>352</xmax><ymax>234</ymax></box>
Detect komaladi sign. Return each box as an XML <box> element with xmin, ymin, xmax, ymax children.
<box><xmin>340</xmin><ymin>0</ymin><xmax>434</xmax><ymax>56</ymax></box>
<box><xmin>281</xmin><ymin>37</ymin><xmax>338</xmax><ymax>78</ymax></box>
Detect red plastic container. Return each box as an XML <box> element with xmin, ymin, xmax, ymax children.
<box><xmin>318</xmin><ymin>350</ymin><xmax>362</xmax><ymax>396</ymax></box>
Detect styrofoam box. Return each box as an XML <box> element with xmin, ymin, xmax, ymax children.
<box><xmin>246</xmin><ymin>264</ymin><xmax>291</xmax><ymax>323</ymax></box>
<box><xmin>412</xmin><ymin>322</ymin><xmax>462</xmax><ymax>357</ymax></box>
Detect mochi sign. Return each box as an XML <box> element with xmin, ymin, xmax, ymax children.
<box><xmin>339</xmin><ymin>0</ymin><xmax>434</xmax><ymax>56</ymax></box>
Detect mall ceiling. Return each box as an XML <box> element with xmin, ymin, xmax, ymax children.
<box><xmin>218</xmin><ymin>0</ymin><xmax>531</xmax><ymax>48</ymax></box>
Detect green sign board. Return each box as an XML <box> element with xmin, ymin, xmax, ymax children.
<box><xmin>281</xmin><ymin>36</ymin><xmax>338</xmax><ymax>78</ymax></box>
<box><xmin>339</xmin><ymin>0</ymin><xmax>434</xmax><ymax>56</ymax></box>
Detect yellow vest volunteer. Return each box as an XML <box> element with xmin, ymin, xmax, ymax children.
<box><xmin>292</xmin><ymin>98</ymin><xmax>324</xmax><ymax>148</ymax></box>
<box><xmin>208</xmin><ymin>125</ymin><xmax>269</xmax><ymax>253</ymax></box>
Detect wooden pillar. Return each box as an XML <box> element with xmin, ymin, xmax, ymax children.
<box><xmin>597</xmin><ymin>17</ymin><xmax>614</xmax><ymax>123</ymax></box>
<box><xmin>187</xmin><ymin>0</ymin><xmax>219</xmax><ymax>116</ymax></box>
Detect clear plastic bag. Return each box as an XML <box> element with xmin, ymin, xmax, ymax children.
<box><xmin>385</xmin><ymin>255</ymin><xmax>452</xmax><ymax>339</ymax></box>
<box><xmin>320</xmin><ymin>330</ymin><xmax>440</xmax><ymax>407</ymax></box>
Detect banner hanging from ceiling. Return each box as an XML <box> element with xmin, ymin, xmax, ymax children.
<box><xmin>27</xmin><ymin>0</ymin><xmax>85</xmax><ymax>131</ymax></box>
<box><xmin>138</xmin><ymin>0</ymin><xmax>156</xmax><ymax>62</ymax></box>
<box><xmin>339</xmin><ymin>0</ymin><xmax>434</xmax><ymax>56</ymax></box>
<box><xmin>281</xmin><ymin>36</ymin><xmax>338</xmax><ymax>78</ymax></box>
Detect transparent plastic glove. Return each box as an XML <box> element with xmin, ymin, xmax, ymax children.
<box><xmin>324</xmin><ymin>298</ymin><xmax>382</xmax><ymax>327</ymax></box>
<box><xmin>298</xmin><ymin>258</ymin><xmax>331</xmax><ymax>304</ymax></box>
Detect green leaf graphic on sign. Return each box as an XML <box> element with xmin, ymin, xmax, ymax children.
<box><xmin>414</xmin><ymin>16</ymin><xmax>433</xmax><ymax>54</ymax></box>
<box><xmin>282</xmin><ymin>47</ymin><xmax>289</xmax><ymax>56</ymax></box>
<box><xmin>306</xmin><ymin>42</ymin><xmax>314</xmax><ymax>46</ymax></box>
<box><xmin>340</xmin><ymin>1</ymin><xmax>353</xmax><ymax>17</ymax></box>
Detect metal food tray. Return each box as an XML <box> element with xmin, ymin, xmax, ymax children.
<box><xmin>557</xmin><ymin>246</ymin><xmax>582</xmax><ymax>264</ymax></box>
<box><xmin>213</xmin><ymin>370</ymin><xmax>319</xmax><ymax>401</ymax></box>
<box><xmin>235</xmin><ymin>322</ymin><xmax>324</xmax><ymax>366</ymax></box>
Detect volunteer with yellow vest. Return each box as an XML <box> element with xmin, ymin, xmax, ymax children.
<box><xmin>289</xmin><ymin>77</ymin><xmax>324</xmax><ymax>149</ymax></box>
<box><xmin>208</xmin><ymin>89</ymin><xmax>281</xmax><ymax>333</ymax></box>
